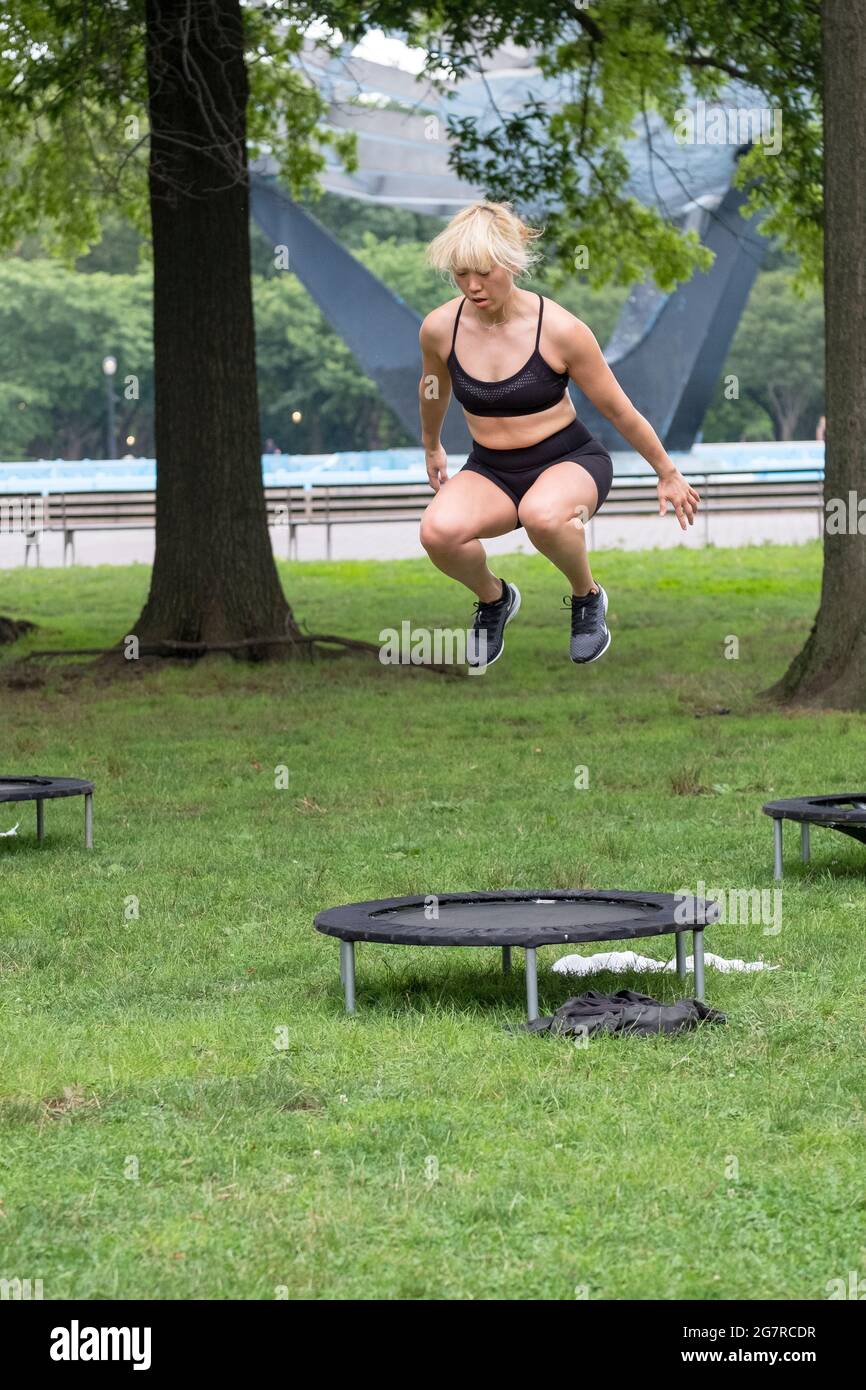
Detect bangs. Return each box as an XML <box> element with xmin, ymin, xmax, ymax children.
<box><xmin>425</xmin><ymin>201</ymin><xmax>542</xmax><ymax>280</ymax></box>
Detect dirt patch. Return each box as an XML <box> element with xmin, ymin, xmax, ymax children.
<box><xmin>0</xmin><ymin>667</ymin><xmax>46</xmax><ymax>691</ymax></box>
<box><xmin>42</xmin><ymin>1085</ymin><xmax>101</xmax><ymax>1119</ymax></box>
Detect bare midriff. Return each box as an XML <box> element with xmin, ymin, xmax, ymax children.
<box><xmin>461</xmin><ymin>393</ymin><xmax>578</xmax><ymax>451</ymax></box>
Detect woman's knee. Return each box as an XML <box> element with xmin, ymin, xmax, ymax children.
<box><xmin>420</xmin><ymin>513</ymin><xmax>469</xmax><ymax>553</ymax></box>
<box><xmin>519</xmin><ymin>499</ymin><xmax>591</xmax><ymax>538</ymax></box>
<box><xmin>519</xmin><ymin>501</ymin><xmax>565</xmax><ymax>538</ymax></box>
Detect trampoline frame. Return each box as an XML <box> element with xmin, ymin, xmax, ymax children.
<box><xmin>0</xmin><ymin>777</ymin><xmax>94</xmax><ymax>849</ymax></box>
<box><xmin>316</xmin><ymin>890</ymin><xmax>717</xmax><ymax>1022</ymax></box>
<box><xmin>762</xmin><ymin>794</ymin><xmax>866</xmax><ymax>881</ymax></box>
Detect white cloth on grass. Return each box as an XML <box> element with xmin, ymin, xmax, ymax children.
<box><xmin>552</xmin><ymin>949</ymin><xmax>778</xmax><ymax>977</ymax></box>
<box><xmin>0</xmin><ymin>822</ymin><xmax>19</xmax><ymax>837</ymax></box>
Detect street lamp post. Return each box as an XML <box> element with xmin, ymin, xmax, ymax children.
<box><xmin>102</xmin><ymin>355</ymin><xmax>118</xmax><ymax>460</ymax></box>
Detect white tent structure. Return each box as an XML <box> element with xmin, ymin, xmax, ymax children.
<box><xmin>251</xmin><ymin>36</ymin><xmax>768</xmax><ymax>451</ymax></box>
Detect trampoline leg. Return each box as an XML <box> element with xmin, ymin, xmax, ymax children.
<box><xmin>84</xmin><ymin>793</ymin><xmax>94</xmax><ymax>849</ymax></box>
<box><xmin>524</xmin><ymin>948</ymin><xmax>539</xmax><ymax>1023</ymax></box>
<box><xmin>339</xmin><ymin>941</ymin><xmax>356</xmax><ymax>1014</ymax></box>
<box><xmin>36</xmin><ymin>799</ymin><xmax>45</xmax><ymax>844</ymax></box>
<box><xmin>502</xmin><ymin>946</ymin><xmax>512</xmax><ymax>976</ymax></box>
<box><xmin>675</xmin><ymin>931</ymin><xmax>687</xmax><ymax>982</ymax></box>
<box><xmin>801</xmin><ymin>822</ymin><xmax>811</xmax><ymax>864</ymax></box>
<box><xmin>773</xmin><ymin>818</ymin><xmax>783</xmax><ymax>881</ymax></box>
<box><xmin>692</xmin><ymin>930</ymin><xmax>705</xmax><ymax>1002</ymax></box>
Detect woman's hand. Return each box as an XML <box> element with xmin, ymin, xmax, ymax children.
<box><xmin>425</xmin><ymin>443</ymin><xmax>449</xmax><ymax>492</ymax></box>
<box><xmin>658</xmin><ymin>468</ymin><xmax>701</xmax><ymax>530</ymax></box>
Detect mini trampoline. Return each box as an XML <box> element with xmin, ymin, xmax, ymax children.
<box><xmin>763</xmin><ymin>794</ymin><xmax>866</xmax><ymax>880</ymax></box>
<box><xmin>0</xmin><ymin>776</ymin><xmax>94</xmax><ymax>848</ymax></box>
<box><xmin>314</xmin><ymin>889</ymin><xmax>720</xmax><ymax>1021</ymax></box>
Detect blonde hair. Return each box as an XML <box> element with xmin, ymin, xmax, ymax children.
<box><xmin>425</xmin><ymin>200</ymin><xmax>543</xmax><ymax>282</ymax></box>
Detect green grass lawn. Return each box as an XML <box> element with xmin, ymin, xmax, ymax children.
<box><xmin>1</xmin><ymin>542</ymin><xmax>865</xmax><ymax>1300</ymax></box>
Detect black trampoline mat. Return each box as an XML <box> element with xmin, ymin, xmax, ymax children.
<box><xmin>378</xmin><ymin>899</ymin><xmax>658</xmax><ymax>930</ymax></box>
<box><xmin>315</xmin><ymin>890</ymin><xmax>713</xmax><ymax>947</ymax></box>
<box><xmin>805</xmin><ymin>796</ymin><xmax>866</xmax><ymax>811</ymax></box>
<box><xmin>763</xmin><ymin>793</ymin><xmax>866</xmax><ymax>822</ymax></box>
<box><xmin>0</xmin><ymin>775</ymin><xmax>93</xmax><ymax>802</ymax></box>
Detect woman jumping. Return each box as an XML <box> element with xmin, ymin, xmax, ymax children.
<box><xmin>418</xmin><ymin>201</ymin><xmax>700</xmax><ymax>666</ymax></box>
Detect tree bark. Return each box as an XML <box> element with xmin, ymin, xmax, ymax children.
<box><xmin>774</xmin><ymin>0</ymin><xmax>866</xmax><ymax>707</ymax></box>
<box><xmin>136</xmin><ymin>0</ymin><xmax>300</xmax><ymax>653</ymax></box>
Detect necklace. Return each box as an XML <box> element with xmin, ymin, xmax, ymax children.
<box><xmin>478</xmin><ymin>306</ymin><xmax>515</xmax><ymax>330</ymax></box>
<box><xmin>475</xmin><ymin>293</ymin><xmax>518</xmax><ymax>331</ymax></box>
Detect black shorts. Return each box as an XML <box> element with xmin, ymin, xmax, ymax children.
<box><xmin>460</xmin><ymin>417</ymin><xmax>613</xmax><ymax>521</ymax></box>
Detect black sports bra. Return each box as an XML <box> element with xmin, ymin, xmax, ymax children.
<box><xmin>447</xmin><ymin>292</ymin><xmax>570</xmax><ymax>418</ymax></box>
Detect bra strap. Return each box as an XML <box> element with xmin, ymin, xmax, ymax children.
<box><xmin>534</xmin><ymin>293</ymin><xmax>544</xmax><ymax>351</ymax></box>
<box><xmin>450</xmin><ymin>297</ymin><xmax>466</xmax><ymax>354</ymax></box>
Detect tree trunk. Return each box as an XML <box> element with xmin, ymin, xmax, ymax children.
<box><xmin>308</xmin><ymin>411</ymin><xmax>323</xmax><ymax>454</ymax></box>
<box><xmin>136</xmin><ymin>0</ymin><xmax>300</xmax><ymax>653</ymax></box>
<box><xmin>774</xmin><ymin>0</ymin><xmax>866</xmax><ymax>707</ymax></box>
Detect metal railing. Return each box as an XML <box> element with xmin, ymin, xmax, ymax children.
<box><xmin>2</xmin><ymin>464</ymin><xmax>826</xmax><ymax>565</ymax></box>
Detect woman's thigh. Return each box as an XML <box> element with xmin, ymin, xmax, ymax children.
<box><xmin>422</xmin><ymin>467</ymin><xmax>519</xmax><ymax>542</ymax></box>
<box><xmin>517</xmin><ymin>459</ymin><xmax>601</xmax><ymax>530</ymax></box>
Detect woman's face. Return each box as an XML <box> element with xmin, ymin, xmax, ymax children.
<box><xmin>452</xmin><ymin>262</ymin><xmax>514</xmax><ymax>310</ymax></box>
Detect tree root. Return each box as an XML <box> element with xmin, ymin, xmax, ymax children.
<box><xmin>22</xmin><ymin>631</ymin><xmax>466</xmax><ymax>677</ymax></box>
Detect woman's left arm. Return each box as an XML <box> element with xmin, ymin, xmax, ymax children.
<box><xmin>564</xmin><ymin>318</ymin><xmax>701</xmax><ymax>530</ymax></box>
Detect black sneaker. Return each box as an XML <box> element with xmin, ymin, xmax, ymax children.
<box><xmin>468</xmin><ymin>579</ymin><xmax>521</xmax><ymax>669</ymax></box>
<box><xmin>566</xmin><ymin>584</ymin><xmax>610</xmax><ymax>663</ymax></box>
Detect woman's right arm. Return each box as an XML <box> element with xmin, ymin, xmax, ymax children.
<box><xmin>418</xmin><ymin>318</ymin><xmax>451</xmax><ymax>490</ymax></box>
